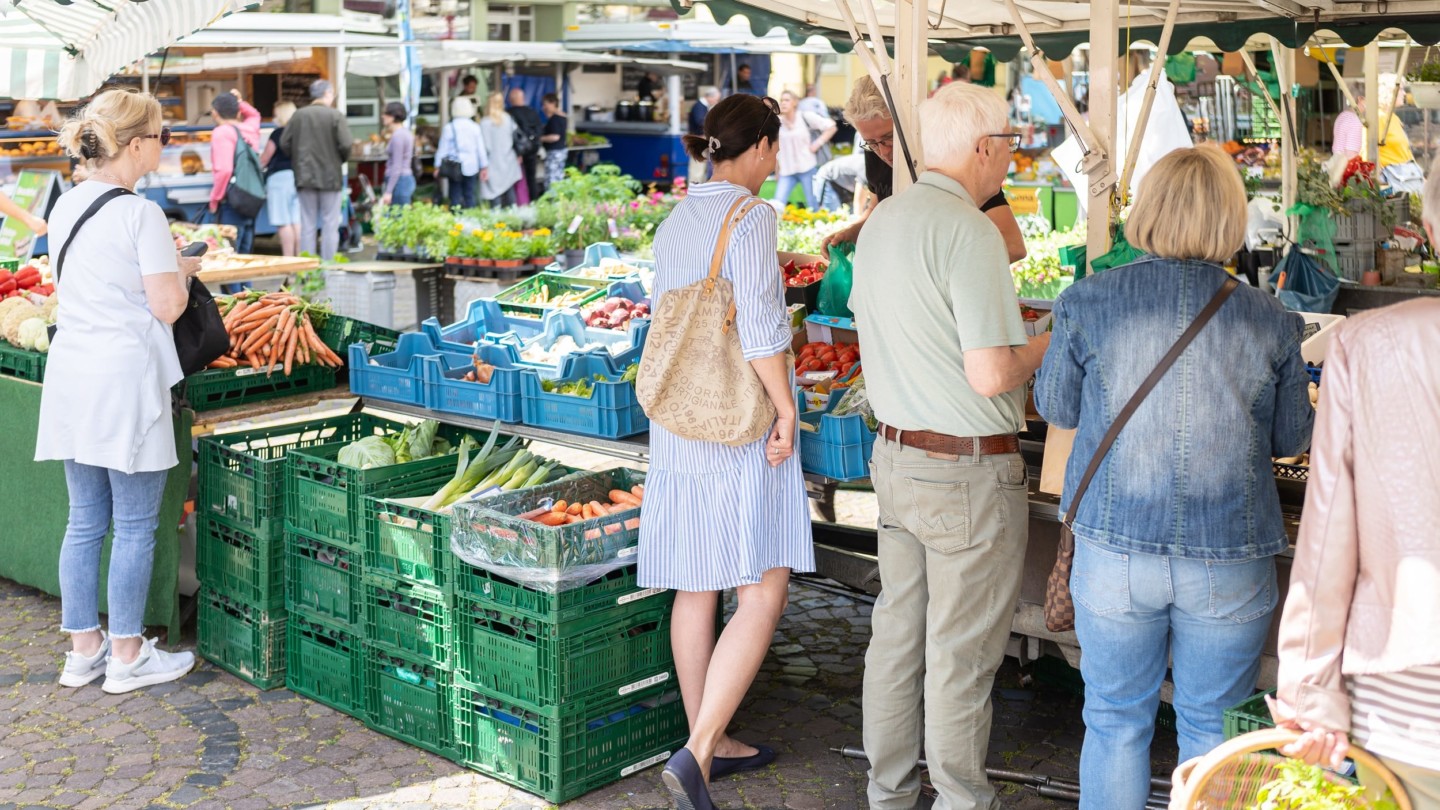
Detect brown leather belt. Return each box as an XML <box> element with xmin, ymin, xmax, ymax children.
<box><xmin>877</xmin><ymin>423</ymin><xmax>1020</xmax><ymax>457</ymax></box>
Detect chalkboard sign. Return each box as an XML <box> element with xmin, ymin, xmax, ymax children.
<box><xmin>251</xmin><ymin>73</ymin><xmax>323</xmax><ymax>117</ymax></box>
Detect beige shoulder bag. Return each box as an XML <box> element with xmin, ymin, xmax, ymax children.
<box><xmin>637</xmin><ymin>196</ymin><xmax>778</xmax><ymax>446</ymax></box>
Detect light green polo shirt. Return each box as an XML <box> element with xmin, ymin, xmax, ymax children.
<box><xmin>849</xmin><ymin>171</ymin><xmax>1030</xmax><ymax>437</ymax></box>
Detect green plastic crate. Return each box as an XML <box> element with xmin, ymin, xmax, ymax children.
<box><xmin>182</xmin><ymin>364</ymin><xmax>339</xmax><ymax>413</ymax></box>
<box><xmin>316</xmin><ymin>314</ymin><xmax>401</xmax><ymax>356</ymax></box>
<box><xmin>493</xmin><ymin>273</ymin><xmax>609</xmax><ymax>320</ymax></box>
<box><xmin>452</xmin><ymin>680</ymin><xmax>687</xmax><ymax>803</ymax></box>
<box><xmin>285</xmin><ymin>531</ymin><xmax>364</xmax><ymax>630</ymax></box>
<box><xmin>0</xmin><ymin>258</ymin><xmax>18</xmax><ymax>274</ymax></box>
<box><xmin>197</xmin><ymin>588</ymin><xmax>286</xmax><ymax>690</ymax></box>
<box><xmin>286</xmin><ymin>614</ymin><xmax>365</xmax><ymax>719</ymax></box>
<box><xmin>0</xmin><ymin>341</ymin><xmax>46</xmax><ymax>383</ymax></box>
<box><xmin>287</xmin><ymin>614</ymin><xmax>364</xmax><ymax>715</ymax></box>
<box><xmin>455</xmin><ymin>597</ymin><xmax>675</xmax><ymax>717</ymax></box>
<box><xmin>200</xmin><ymin>414</ymin><xmax>408</xmax><ymax>538</ymax></box>
<box><xmin>365</xmin><ymin>497</ymin><xmax>454</xmax><ymax>590</ymax></box>
<box><xmin>453</xmin><ymin>563</ymin><xmax>668</xmax><ymax>625</ymax></box>
<box><xmin>363</xmin><ymin>645</ymin><xmax>455</xmax><ymax>759</ymax></box>
<box><xmin>1224</xmin><ymin>690</ymin><xmax>1275</xmax><ymax>740</ymax></box>
<box><xmin>285</xmin><ymin>425</ymin><xmax>481</xmax><ymax>550</ymax></box>
<box><xmin>362</xmin><ymin>575</ymin><xmax>451</xmax><ymax>668</ymax></box>
<box><xmin>196</xmin><ymin>516</ymin><xmax>285</xmax><ymax>609</ymax></box>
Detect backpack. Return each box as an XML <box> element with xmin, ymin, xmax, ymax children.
<box><xmin>512</xmin><ymin>117</ymin><xmax>541</xmax><ymax>157</ymax></box>
<box><xmin>225</xmin><ymin>124</ymin><xmax>267</xmax><ymax>218</ymax></box>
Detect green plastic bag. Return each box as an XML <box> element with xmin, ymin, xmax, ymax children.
<box><xmin>1164</xmin><ymin>53</ymin><xmax>1197</xmax><ymax>85</ymax></box>
<box><xmin>819</xmin><ymin>243</ymin><xmax>855</xmax><ymax>318</ymax></box>
<box><xmin>1088</xmin><ymin>230</ymin><xmax>1146</xmax><ymax>274</ymax></box>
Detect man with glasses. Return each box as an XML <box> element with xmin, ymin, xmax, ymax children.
<box><xmin>850</xmin><ymin>81</ymin><xmax>1049</xmax><ymax>810</ymax></box>
<box><xmin>822</xmin><ymin>75</ymin><xmax>1026</xmax><ymax>263</ymax></box>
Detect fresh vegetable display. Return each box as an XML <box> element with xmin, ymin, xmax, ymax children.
<box><xmin>1019</xmin><ymin>304</ymin><xmax>1046</xmax><ymax>323</ymax></box>
<box><xmin>0</xmin><ymin>294</ymin><xmax>56</xmax><ymax>352</ymax></box>
<box><xmin>520</xmin><ymin>484</ymin><xmax>645</xmax><ymax>525</ymax></box>
<box><xmin>212</xmin><ymin>291</ymin><xmax>344</xmax><ymax>374</ymax></box>
<box><xmin>540</xmin><ymin>363</ymin><xmax>639</xmax><ymax>397</ymax></box>
<box><xmin>510</xmin><ymin>286</ymin><xmax>593</xmax><ymax>308</ymax></box>
<box><xmin>336</xmin><ymin>419</ymin><xmax>453</xmax><ymax>470</ymax></box>
<box><xmin>795</xmin><ymin>341</ymin><xmax>860</xmax><ymax>377</ymax></box>
<box><xmin>581</xmin><ymin>296</ymin><xmax>650</xmax><ymax>330</ymax></box>
<box><xmin>420</xmin><ymin>427</ymin><xmax>567</xmax><ymax>511</ymax></box>
<box><xmin>0</xmin><ymin>265</ymin><xmax>52</xmax><ymax>298</ymax></box>
<box><xmin>462</xmin><ymin>355</ymin><xmax>496</xmax><ymax>384</ymax></box>
<box><xmin>782</xmin><ymin>259</ymin><xmax>826</xmax><ymax>288</ymax></box>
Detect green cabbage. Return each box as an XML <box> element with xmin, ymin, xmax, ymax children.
<box><xmin>338</xmin><ymin>435</ymin><xmax>396</xmax><ymax>470</ymax></box>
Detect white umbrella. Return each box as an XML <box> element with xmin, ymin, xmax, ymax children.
<box><xmin>0</xmin><ymin>0</ymin><xmax>254</xmax><ymax>101</ymax></box>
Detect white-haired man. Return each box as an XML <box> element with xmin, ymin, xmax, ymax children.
<box><xmin>851</xmin><ymin>82</ymin><xmax>1049</xmax><ymax>810</ymax></box>
<box><xmin>824</xmin><ymin>75</ymin><xmax>1026</xmax><ymax>263</ymax></box>
<box><xmin>687</xmin><ymin>86</ymin><xmax>721</xmax><ymax>183</ymax></box>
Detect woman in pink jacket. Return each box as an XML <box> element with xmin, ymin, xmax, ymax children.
<box><xmin>1273</xmin><ymin>161</ymin><xmax>1440</xmax><ymax>810</ymax></box>
<box><xmin>208</xmin><ymin>90</ymin><xmax>262</xmax><ymax>254</ymax></box>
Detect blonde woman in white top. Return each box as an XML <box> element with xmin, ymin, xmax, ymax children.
<box><xmin>479</xmin><ymin>92</ymin><xmax>523</xmax><ymax>207</ymax></box>
<box><xmin>36</xmin><ymin>89</ymin><xmax>201</xmax><ymax>694</ymax></box>
<box><xmin>770</xmin><ymin>89</ymin><xmax>836</xmax><ymax>210</ymax></box>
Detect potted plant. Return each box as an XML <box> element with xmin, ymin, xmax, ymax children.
<box><xmin>490</xmin><ymin>231</ymin><xmax>529</xmax><ymax>269</ymax></box>
<box><xmin>1407</xmin><ymin>60</ymin><xmax>1440</xmax><ymax>109</ymax></box>
<box><xmin>527</xmin><ymin>228</ymin><xmax>556</xmax><ymax>268</ymax></box>
<box><xmin>475</xmin><ymin>230</ymin><xmax>497</xmax><ymax>267</ymax></box>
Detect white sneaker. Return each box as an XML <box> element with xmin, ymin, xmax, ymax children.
<box><xmin>101</xmin><ymin>638</ymin><xmax>196</xmax><ymax>694</ymax></box>
<box><xmin>59</xmin><ymin>633</ymin><xmax>111</xmax><ymax>688</ymax></box>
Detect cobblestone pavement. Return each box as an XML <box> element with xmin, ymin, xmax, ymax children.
<box><xmin>0</xmin><ymin>571</ymin><xmax>1180</xmax><ymax>810</ymax></box>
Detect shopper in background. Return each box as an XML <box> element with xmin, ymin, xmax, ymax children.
<box><xmin>1271</xmin><ymin>160</ymin><xmax>1440</xmax><ymax>810</ymax></box>
<box><xmin>732</xmin><ymin>63</ymin><xmax>758</xmax><ymax>95</ymax></box>
<box><xmin>379</xmin><ymin>102</ymin><xmax>415</xmax><ymax>207</ymax></box>
<box><xmin>852</xmin><ymin>82</ymin><xmax>1046</xmax><ymax>810</ymax></box>
<box><xmin>207</xmin><ymin>89</ymin><xmax>261</xmax><ymax>255</ymax></box>
<box><xmin>260</xmin><ymin>101</ymin><xmax>300</xmax><ymax>257</ymax></box>
<box><xmin>771</xmin><ymin>89</ymin><xmax>835</xmax><ymax>211</ymax></box>
<box><xmin>637</xmin><ymin>71</ymin><xmax>661</xmax><ymax>101</ymax></box>
<box><xmin>458</xmin><ymin>74</ymin><xmax>481</xmax><ymax>110</ymax></box>
<box><xmin>434</xmin><ymin>97</ymin><xmax>488</xmax><ymax>210</ymax></box>
<box><xmin>822</xmin><ymin>75</ymin><xmax>1027</xmax><ymax>263</ymax></box>
<box><xmin>0</xmin><ymin>189</ymin><xmax>47</xmax><ymax>236</ymax></box>
<box><xmin>1331</xmin><ymin>80</ymin><xmax>1364</xmax><ymax>169</ymax></box>
<box><xmin>813</xmin><ymin>151</ymin><xmax>867</xmax><ymax>213</ymax></box>
<box><xmin>40</xmin><ymin>89</ymin><xmax>199</xmax><ymax>694</ymax></box>
<box><xmin>479</xmin><ymin>92</ymin><xmax>522</xmax><ymax>209</ymax></box>
<box><xmin>642</xmin><ymin>93</ymin><xmax>811</xmax><ymax>810</ymax></box>
<box><xmin>797</xmin><ymin>84</ymin><xmax>833</xmax><ymax>166</ymax></box>
<box><xmin>507</xmin><ymin>88</ymin><xmax>544</xmax><ymax>202</ymax></box>
<box><xmin>540</xmin><ymin>93</ymin><xmax>568</xmax><ymax>190</ymax></box>
<box><xmin>1034</xmin><ymin>145</ymin><xmax>1315</xmax><ymax>810</ymax></box>
<box><xmin>281</xmin><ymin>80</ymin><xmax>353</xmax><ymax>261</ymax></box>
<box><xmin>688</xmin><ymin>87</ymin><xmax>721</xmax><ymax>184</ymax></box>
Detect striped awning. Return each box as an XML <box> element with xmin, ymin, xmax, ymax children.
<box><xmin>0</xmin><ymin>0</ymin><xmax>256</xmax><ymax>101</ymax></box>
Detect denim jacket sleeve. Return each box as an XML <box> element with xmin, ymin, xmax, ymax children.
<box><xmin>1275</xmin><ymin>332</ymin><xmax>1357</xmax><ymax>734</ymax></box>
<box><xmin>1270</xmin><ymin>315</ymin><xmax>1315</xmax><ymax>458</ymax></box>
<box><xmin>1034</xmin><ymin>295</ymin><xmax>1085</xmax><ymax>430</ymax></box>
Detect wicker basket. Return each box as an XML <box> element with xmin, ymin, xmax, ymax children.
<box><xmin>1170</xmin><ymin>729</ymin><xmax>1411</xmax><ymax>809</ymax></box>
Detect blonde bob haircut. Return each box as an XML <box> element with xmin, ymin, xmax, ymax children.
<box><xmin>1125</xmin><ymin>145</ymin><xmax>1246</xmax><ymax>264</ymax></box>
<box><xmin>272</xmin><ymin>101</ymin><xmax>297</xmax><ymax>127</ymax></box>
<box><xmin>56</xmin><ymin>89</ymin><xmax>162</xmax><ymax>169</ymax></box>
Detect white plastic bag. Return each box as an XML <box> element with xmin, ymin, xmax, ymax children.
<box><xmin>1246</xmin><ymin>196</ymin><xmax>1286</xmax><ymax>251</ymax></box>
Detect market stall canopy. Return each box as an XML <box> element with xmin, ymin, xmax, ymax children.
<box><xmin>345</xmin><ymin>40</ymin><xmax>707</xmax><ymax>78</ymax></box>
<box><xmin>0</xmin><ymin>0</ymin><xmax>254</xmax><ymax>100</ymax></box>
<box><xmin>173</xmin><ymin>10</ymin><xmax>400</xmax><ymax>48</ymax></box>
<box><xmin>670</xmin><ymin>0</ymin><xmax>1440</xmax><ymax>60</ymax></box>
<box><xmin>563</xmin><ymin>19</ymin><xmax>837</xmax><ymax>54</ymax></box>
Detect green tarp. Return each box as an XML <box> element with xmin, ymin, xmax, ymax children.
<box><xmin>0</xmin><ymin>377</ymin><xmax>189</xmax><ymax>641</ymax></box>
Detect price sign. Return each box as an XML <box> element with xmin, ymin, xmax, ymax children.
<box><xmin>0</xmin><ymin>170</ymin><xmax>63</xmax><ymax>262</ymax></box>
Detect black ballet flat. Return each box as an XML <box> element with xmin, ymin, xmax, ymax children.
<box><xmin>661</xmin><ymin>748</ymin><xmax>715</xmax><ymax>810</ymax></box>
<box><xmin>710</xmin><ymin>744</ymin><xmax>777</xmax><ymax>780</ymax></box>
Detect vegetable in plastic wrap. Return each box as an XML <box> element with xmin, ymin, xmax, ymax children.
<box><xmin>831</xmin><ymin>374</ymin><xmax>878</xmax><ymax>431</ymax></box>
<box><xmin>338</xmin><ymin>435</ymin><xmax>396</xmax><ymax>470</ymax></box>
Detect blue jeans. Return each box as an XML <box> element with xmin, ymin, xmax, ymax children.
<box><xmin>1072</xmin><ymin>537</ymin><xmax>1276</xmax><ymax>810</ymax></box>
<box><xmin>450</xmin><ymin>173</ymin><xmax>479</xmax><ymax>209</ymax></box>
<box><xmin>389</xmin><ymin>175</ymin><xmax>416</xmax><ymax>206</ymax></box>
<box><xmin>816</xmin><ymin>177</ymin><xmax>850</xmax><ymax>212</ymax></box>
<box><xmin>217</xmin><ymin>201</ymin><xmax>255</xmax><ymax>254</ymax></box>
<box><xmin>773</xmin><ymin>167</ymin><xmax>819</xmax><ymax>210</ymax></box>
<box><xmin>59</xmin><ymin>461</ymin><xmax>170</xmax><ymax>638</ymax></box>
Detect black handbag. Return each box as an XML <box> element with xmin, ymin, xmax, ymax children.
<box><xmin>438</xmin><ymin>122</ymin><xmax>466</xmax><ymax>183</ymax></box>
<box><xmin>53</xmin><ymin>188</ymin><xmax>229</xmax><ymax>376</ymax></box>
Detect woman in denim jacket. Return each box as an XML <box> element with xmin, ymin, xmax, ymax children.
<box><xmin>1034</xmin><ymin>145</ymin><xmax>1315</xmax><ymax>810</ymax></box>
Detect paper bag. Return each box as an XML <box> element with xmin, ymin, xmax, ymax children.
<box><xmin>1039</xmin><ymin>427</ymin><xmax>1077</xmax><ymax>497</ymax></box>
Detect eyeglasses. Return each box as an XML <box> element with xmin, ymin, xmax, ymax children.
<box><xmin>982</xmin><ymin>133</ymin><xmax>1022</xmax><ymax>153</ymax></box>
<box><xmin>860</xmin><ymin>133</ymin><xmax>894</xmax><ymax>153</ymax></box>
<box><xmin>755</xmin><ymin>96</ymin><xmax>780</xmax><ymax>143</ymax></box>
<box><xmin>141</xmin><ymin>127</ymin><xmax>172</xmax><ymax>147</ymax></box>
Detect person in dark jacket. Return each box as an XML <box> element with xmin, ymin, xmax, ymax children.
<box><xmin>687</xmin><ymin>87</ymin><xmax>721</xmax><ymax>183</ymax></box>
<box><xmin>280</xmin><ymin>80</ymin><xmax>352</xmax><ymax>261</ymax></box>
<box><xmin>506</xmin><ymin>88</ymin><xmax>543</xmax><ymax>202</ymax></box>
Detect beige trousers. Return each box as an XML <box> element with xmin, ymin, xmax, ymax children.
<box><xmin>863</xmin><ymin>436</ymin><xmax>1030</xmax><ymax>810</ymax></box>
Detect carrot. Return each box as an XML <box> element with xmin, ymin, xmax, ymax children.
<box><xmin>208</xmin><ymin>356</ymin><xmax>238</xmax><ymax>369</ymax></box>
<box><xmin>567</xmin><ymin>502</ymin><xmax>582</xmax><ymax>516</ymax></box>
<box><xmin>536</xmin><ymin>512</ymin><xmax>567</xmax><ymax>526</ymax></box>
<box><xmin>223</xmin><ymin>299</ymin><xmax>250</xmax><ymax>328</ymax></box>
<box><xmin>630</xmin><ymin>485</ymin><xmax>645</xmax><ymax>501</ymax></box>
<box><xmin>588</xmin><ymin>501</ymin><xmax>609</xmax><ymax>517</ymax></box>
<box><xmin>238</xmin><ymin>304</ymin><xmax>282</xmax><ymax>326</ymax></box>
<box><xmin>246</xmin><ymin>351</ymin><xmax>262</xmax><ymax>370</ymax></box>
<box><xmin>581</xmin><ymin>503</ymin><xmax>594</xmax><ymax>520</ymax></box>
<box><xmin>609</xmin><ymin>490</ymin><xmax>642</xmax><ymax>508</ymax></box>
<box><xmin>283</xmin><ymin>319</ymin><xmax>299</xmax><ymax>376</ymax></box>
<box><xmin>552</xmin><ymin>500</ymin><xmax>569</xmax><ymax>514</ymax></box>
<box><xmin>241</xmin><ymin>314</ymin><xmax>280</xmax><ymax>353</ymax></box>
<box><xmin>564</xmin><ymin>514</ymin><xmax>584</xmax><ymax>524</ymax></box>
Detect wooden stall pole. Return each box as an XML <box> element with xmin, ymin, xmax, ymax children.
<box><xmin>893</xmin><ymin>0</ymin><xmax>928</xmax><ymax>193</ymax></box>
<box><xmin>1270</xmin><ymin>39</ymin><xmax>1299</xmax><ymax>241</ymax></box>
<box><xmin>1086</xmin><ymin>0</ymin><xmax>1121</xmax><ymax>267</ymax></box>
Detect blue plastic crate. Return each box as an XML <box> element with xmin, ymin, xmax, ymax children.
<box><xmin>423</xmin><ymin>343</ymin><xmax>525</xmax><ymax>423</ymax></box>
<box><xmin>348</xmin><ymin>332</ymin><xmax>465</xmax><ymax>407</ymax></box>
<box><xmin>484</xmin><ymin>311</ymin><xmax>648</xmax><ymax>380</ymax></box>
<box><xmin>520</xmin><ymin>354</ymin><xmax>648</xmax><ymax>439</ymax></box>
<box><xmin>420</xmin><ymin>299</ymin><xmax>551</xmax><ymax>355</ymax></box>
<box><xmin>552</xmin><ymin>243</ymin><xmax>654</xmax><ymax>278</ymax></box>
<box><xmin>798</xmin><ymin>396</ymin><xmax>876</xmax><ymax>482</ymax></box>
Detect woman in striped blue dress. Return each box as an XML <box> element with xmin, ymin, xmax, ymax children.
<box><xmin>642</xmin><ymin>94</ymin><xmax>814</xmax><ymax>810</ymax></box>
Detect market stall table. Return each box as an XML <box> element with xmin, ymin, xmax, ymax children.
<box><xmin>196</xmin><ymin>255</ymin><xmax>320</xmax><ymax>287</ymax></box>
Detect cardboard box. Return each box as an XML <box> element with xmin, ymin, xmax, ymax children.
<box><xmin>805</xmin><ymin>314</ymin><xmax>859</xmax><ymax>346</ymax></box>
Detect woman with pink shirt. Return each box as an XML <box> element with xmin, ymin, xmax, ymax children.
<box><xmin>208</xmin><ymin>90</ymin><xmax>262</xmax><ymax>255</ymax></box>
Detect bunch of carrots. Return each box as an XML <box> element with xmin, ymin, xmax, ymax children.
<box><xmin>528</xmin><ymin>486</ymin><xmax>645</xmax><ymax>526</ymax></box>
<box><xmin>208</xmin><ymin>292</ymin><xmax>344</xmax><ymax>376</ymax></box>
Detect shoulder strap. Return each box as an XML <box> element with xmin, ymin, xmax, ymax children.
<box><xmin>1064</xmin><ymin>276</ymin><xmax>1240</xmax><ymax>527</ymax></box>
<box><xmin>707</xmin><ymin>196</ymin><xmax>768</xmax><ymax>284</ymax></box>
<box><xmin>54</xmin><ymin>187</ymin><xmax>133</xmax><ymax>283</ymax></box>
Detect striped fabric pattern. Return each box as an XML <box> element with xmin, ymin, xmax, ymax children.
<box><xmin>637</xmin><ymin>181</ymin><xmax>814</xmax><ymax>592</ymax></box>
<box><xmin>1348</xmin><ymin>664</ymin><xmax>1440</xmax><ymax>770</ymax></box>
<box><xmin>0</xmin><ymin>0</ymin><xmax>253</xmax><ymax>101</ymax></box>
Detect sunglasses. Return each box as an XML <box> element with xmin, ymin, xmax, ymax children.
<box><xmin>141</xmin><ymin>127</ymin><xmax>172</xmax><ymax>147</ymax></box>
<box><xmin>755</xmin><ymin>96</ymin><xmax>780</xmax><ymax>143</ymax></box>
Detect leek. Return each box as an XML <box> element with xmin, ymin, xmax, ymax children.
<box><xmin>421</xmin><ymin>427</ymin><xmax>498</xmax><ymax>511</ymax></box>
<box><xmin>502</xmin><ymin>461</ymin><xmax>540</xmax><ymax>490</ymax></box>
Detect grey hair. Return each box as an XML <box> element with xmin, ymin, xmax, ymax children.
<box><xmin>701</xmin><ymin>86</ymin><xmax>720</xmax><ymax>100</ymax></box>
<box><xmin>309</xmin><ymin>79</ymin><xmax>332</xmax><ymax>100</ymax></box>
<box><xmin>918</xmin><ymin>82</ymin><xmax>1009</xmax><ymax>168</ymax></box>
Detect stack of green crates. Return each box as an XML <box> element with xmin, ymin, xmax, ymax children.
<box><xmin>196</xmin><ymin>414</ymin><xmax>403</xmax><ymax>689</ymax></box>
<box><xmin>448</xmin><ymin>557</ymin><xmax>688</xmax><ymax>803</ymax></box>
<box><xmin>283</xmin><ymin>419</ymin><xmax>477</xmax><ymax>738</ymax></box>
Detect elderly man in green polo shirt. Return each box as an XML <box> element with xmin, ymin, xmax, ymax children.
<box><xmin>851</xmin><ymin>82</ymin><xmax>1050</xmax><ymax>810</ymax></box>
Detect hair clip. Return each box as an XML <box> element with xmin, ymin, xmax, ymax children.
<box><xmin>702</xmin><ymin>135</ymin><xmax>722</xmax><ymax>160</ymax></box>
